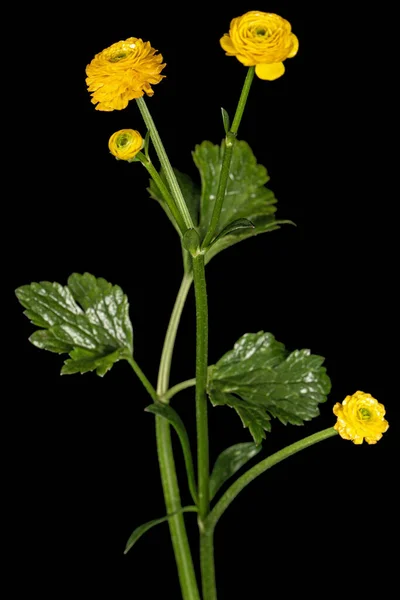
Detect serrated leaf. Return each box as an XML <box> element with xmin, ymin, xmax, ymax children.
<box><xmin>148</xmin><ymin>168</ymin><xmax>200</xmax><ymax>228</ymax></box>
<box><xmin>221</xmin><ymin>107</ymin><xmax>230</xmax><ymax>134</ymax></box>
<box><xmin>15</xmin><ymin>273</ymin><xmax>133</xmax><ymax>376</ymax></box>
<box><xmin>208</xmin><ymin>332</ymin><xmax>331</xmax><ymax>445</ymax></box>
<box><xmin>145</xmin><ymin>403</ymin><xmax>198</xmax><ymax>505</ymax></box>
<box><xmin>124</xmin><ymin>506</ymin><xmax>198</xmax><ymax>555</ymax></box>
<box><xmin>148</xmin><ymin>140</ymin><xmax>291</xmax><ymax>265</ymax></box>
<box><xmin>193</xmin><ymin>140</ymin><xmax>278</xmax><ymax>237</ymax></box>
<box><xmin>210</xmin><ymin>442</ymin><xmax>261</xmax><ymax>501</ymax></box>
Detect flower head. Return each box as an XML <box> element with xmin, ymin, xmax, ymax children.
<box><xmin>108</xmin><ymin>129</ymin><xmax>143</xmax><ymax>161</ymax></box>
<box><xmin>333</xmin><ymin>391</ymin><xmax>389</xmax><ymax>444</ymax></box>
<box><xmin>220</xmin><ymin>11</ymin><xmax>298</xmax><ymax>80</ymax></box>
<box><xmin>86</xmin><ymin>38</ymin><xmax>166</xmax><ymax>111</ymax></box>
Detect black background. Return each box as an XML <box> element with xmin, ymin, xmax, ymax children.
<box><xmin>8</xmin><ymin>2</ymin><xmax>397</xmax><ymax>598</ymax></box>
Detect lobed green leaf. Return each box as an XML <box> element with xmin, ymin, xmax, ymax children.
<box><xmin>15</xmin><ymin>273</ymin><xmax>133</xmax><ymax>376</ymax></box>
<box><xmin>208</xmin><ymin>332</ymin><xmax>331</xmax><ymax>445</ymax></box>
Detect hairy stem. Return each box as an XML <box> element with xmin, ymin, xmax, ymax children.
<box><xmin>192</xmin><ymin>253</ymin><xmax>217</xmax><ymax>599</ymax></box>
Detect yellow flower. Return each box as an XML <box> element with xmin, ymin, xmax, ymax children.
<box><xmin>108</xmin><ymin>129</ymin><xmax>143</xmax><ymax>161</ymax></box>
<box><xmin>333</xmin><ymin>391</ymin><xmax>389</xmax><ymax>444</ymax></box>
<box><xmin>86</xmin><ymin>38</ymin><xmax>166</xmax><ymax>111</ymax></box>
<box><xmin>220</xmin><ymin>11</ymin><xmax>298</xmax><ymax>80</ymax></box>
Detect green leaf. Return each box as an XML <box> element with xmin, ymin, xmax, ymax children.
<box><xmin>205</xmin><ymin>218</ymin><xmax>294</xmax><ymax>266</ymax></box>
<box><xmin>124</xmin><ymin>506</ymin><xmax>198</xmax><ymax>554</ymax></box>
<box><xmin>193</xmin><ymin>140</ymin><xmax>275</xmax><ymax>236</ymax></box>
<box><xmin>210</xmin><ymin>442</ymin><xmax>261</xmax><ymax>501</ymax></box>
<box><xmin>193</xmin><ymin>139</ymin><xmax>293</xmax><ymax>262</ymax></box>
<box><xmin>148</xmin><ymin>140</ymin><xmax>292</xmax><ymax>265</ymax></box>
<box><xmin>210</xmin><ymin>218</ymin><xmax>254</xmax><ymax>246</ymax></box>
<box><xmin>15</xmin><ymin>273</ymin><xmax>133</xmax><ymax>376</ymax></box>
<box><xmin>208</xmin><ymin>332</ymin><xmax>331</xmax><ymax>445</ymax></box>
<box><xmin>145</xmin><ymin>403</ymin><xmax>198</xmax><ymax>505</ymax></box>
<box><xmin>221</xmin><ymin>107</ymin><xmax>230</xmax><ymax>134</ymax></box>
<box><xmin>148</xmin><ymin>168</ymin><xmax>200</xmax><ymax>228</ymax></box>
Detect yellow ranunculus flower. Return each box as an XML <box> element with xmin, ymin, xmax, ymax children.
<box><xmin>333</xmin><ymin>391</ymin><xmax>389</xmax><ymax>444</ymax></box>
<box><xmin>220</xmin><ymin>11</ymin><xmax>298</xmax><ymax>80</ymax></box>
<box><xmin>108</xmin><ymin>129</ymin><xmax>143</xmax><ymax>161</ymax></box>
<box><xmin>86</xmin><ymin>38</ymin><xmax>166</xmax><ymax>111</ymax></box>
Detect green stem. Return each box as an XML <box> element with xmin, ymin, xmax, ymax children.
<box><xmin>230</xmin><ymin>66</ymin><xmax>255</xmax><ymax>135</ymax></box>
<box><xmin>192</xmin><ymin>255</ymin><xmax>210</xmax><ymax>520</ymax></box>
<box><xmin>136</xmin><ymin>97</ymin><xmax>194</xmax><ymax>231</ymax></box>
<box><xmin>163</xmin><ymin>378</ymin><xmax>197</xmax><ymax>403</ymax></box>
<box><xmin>155</xmin><ymin>419</ymin><xmax>200</xmax><ymax>600</ymax></box>
<box><xmin>192</xmin><ymin>254</ymin><xmax>216</xmax><ymax>600</ymax></box>
<box><xmin>137</xmin><ymin>152</ymin><xmax>187</xmax><ymax>235</ymax></box>
<box><xmin>126</xmin><ymin>355</ymin><xmax>158</xmax><ymax>403</ymax></box>
<box><xmin>202</xmin><ymin>67</ymin><xmax>255</xmax><ymax>249</ymax></box>
<box><xmin>157</xmin><ymin>274</ymin><xmax>193</xmax><ymax>393</ymax></box>
<box><xmin>200</xmin><ymin>531</ymin><xmax>217</xmax><ymax>600</ymax></box>
<box><xmin>206</xmin><ymin>428</ymin><xmax>338</xmax><ymax>531</ymax></box>
<box><xmin>155</xmin><ymin>274</ymin><xmax>200</xmax><ymax>600</ymax></box>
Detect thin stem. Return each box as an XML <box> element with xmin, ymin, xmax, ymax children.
<box><xmin>163</xmin><ymin>378</ymin><xmax>197</xmax><ymax>403</ymax></box>
<box><xmin>230</xmin><ymin>66</ymin><xmax>255</xmax><ymax>134</ymax></box>
<box><xmin>137</xmin><ymin>152</ymin><xmax>187</xmax><ymax>235</ymax></box>
<box><xmin>126</xmin><ymin>355</ymin><xmax>158</xmax><ymax>403</ymax></box>
<box><xmin>192</xmin><ymin>254</ymin><xmax>216</xmax><ymax>600</ymax></box>
<box><xmin>157</xmin><ymin>274</ymin><xmax>193</xmax><ymax>393</ymax></box>
<box><xmin>200</xmin><ymin>531</ymin><xmax>217</xmax><ymax>600</ymax></box>
<box><xmin>206</xmin><ymin>428</ymin><xmax>338</xmax><ymax>531</ymax></box>
<box><xmin>202</xmin><ymin>67</ymin><xmax>255</xmax><ymax>249</ymax></box>
<box><xmin>155</xmin><ymin>273</ymin><xmax>200</xmax><ymax>600</ymax></box>
<box><xmin>136</xmin><ymin>97</ymin><xmax>194</xmax><ymax>231</ymax></box>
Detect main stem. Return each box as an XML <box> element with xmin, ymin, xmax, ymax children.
<box><xmin>202</xmin><ymin>67</ymin><xmax>255</xmax><ymax>249</ymax></box>
<box><xmin>192</xmin><ymin>254</ymin><xmax>216</xmax><ymax>599</ymax></box>
<box><xmin>155</xmin><ymin>275</ymin><xmax>200</xmax><ymax>600</ymax></box>
<box><xmin>192</xmin><ymin>255</ymin><xmax>209</xmax><ymax>520</ymax></box>
<box><xmin>136</xmin><ymin>96</ymin><xmax>194</xmax><ymax>231</ymax></box>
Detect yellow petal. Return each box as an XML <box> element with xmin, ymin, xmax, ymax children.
<box><xmin>220</xmin><ymin>34</ymin><xmax>236</xmax><ymax>55</ymax></box>
<box><xmin>255</xmin><ymin>62</ymin><xmax>285</xmax><ymax>80</ymax></box>
<box><xmin>287</xmin><ymin>34</ymin><xmax>299</xmax><ymax>59</ymax></box>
